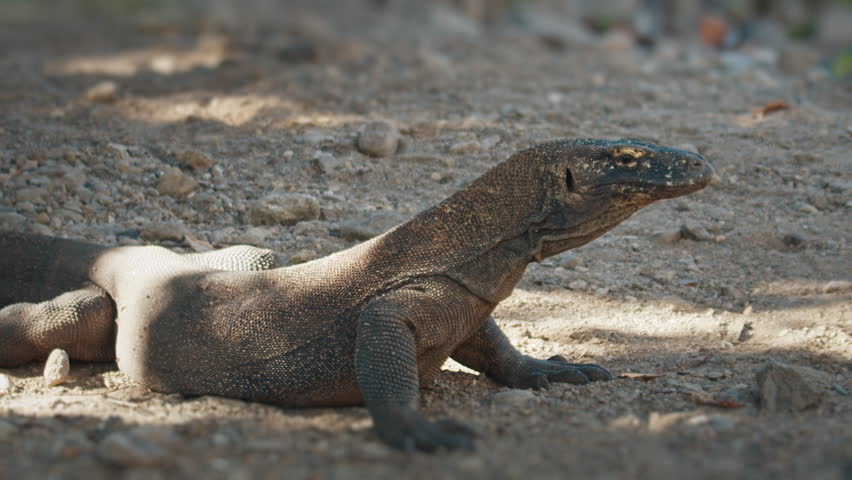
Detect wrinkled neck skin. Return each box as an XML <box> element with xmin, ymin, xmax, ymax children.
<box><xmin>443</xmin><ymin>190</ymin><xmax>644</xmax><ymax>305</ymax></box>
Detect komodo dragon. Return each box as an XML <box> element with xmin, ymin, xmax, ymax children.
<box><xmin>0</xmin><ymin>138</ymin><xmax>715</xmax><ymax>451</ymax></box>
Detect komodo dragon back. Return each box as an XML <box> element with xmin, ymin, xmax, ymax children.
<box><xmin>0</xmin><ymin>138</ymin><xmax>716</xmax><ymax>451</ymax></box>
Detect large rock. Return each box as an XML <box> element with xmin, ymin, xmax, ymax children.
<box><xmin>755</xmin><ymin>361</ymin><xmax>831</xmax><ymax>412</ymax></box>
<box><xmin>249</xmin><ymin>192</ymin><xmax>320</xmax><ymax>226</ymax></box>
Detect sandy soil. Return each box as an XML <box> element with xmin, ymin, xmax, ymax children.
<box><xmin>0</xmin><ymin>2</ymin><xmax>850</xmax><ymax>479</ymax></box>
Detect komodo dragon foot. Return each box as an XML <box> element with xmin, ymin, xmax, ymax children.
<box><xmin>498</xmin><ymin>354</ymin><xmax>613</xmax><ymax>390</ymax></box>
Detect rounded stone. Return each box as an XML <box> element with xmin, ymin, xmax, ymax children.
<box><xmin>357</xmin><ymin>121</ymin><xmax>399</xmax><ymax>157</ymax></box>
<box><xmin>44</xmin><ymin>348</ymin><xmax>70</xmax><ymax>386</ymax></box>
<box><xmin>248</xmin><ymin>192</ymin><xmax>321</xmax><ymax>226</ymax></box>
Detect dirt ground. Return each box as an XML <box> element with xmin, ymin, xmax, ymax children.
<box><xmin>0</xmin><ymin>1</ymin><xmax>850</xmax><ymax>479</ymax></box>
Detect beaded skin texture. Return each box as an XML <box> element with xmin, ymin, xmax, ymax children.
<box><xmin>0</xmin><ymin>138</ymin><xmax>715</xmax><ymax>451</ymax></box>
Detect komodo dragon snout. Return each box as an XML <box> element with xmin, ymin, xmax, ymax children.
<box><xmin>0</xmin><ymin>138</ymin><xmax>716</xmax><ymax>453</ymax></box>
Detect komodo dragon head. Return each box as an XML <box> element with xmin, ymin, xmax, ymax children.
<box><xmin>500</xmin><ymin>138</ymin><xmax>717</xmax><ymax>261</ymax></box>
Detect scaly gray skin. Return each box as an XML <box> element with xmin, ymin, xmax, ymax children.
<box><xmin>0</xmin><ymin>138</ymin><xmax>715</xmax><ymax>451</ymax></box>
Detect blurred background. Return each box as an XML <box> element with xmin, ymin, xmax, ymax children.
<box><xmin>1</xmin><ymin>0</ymin><xmax>850</xmax><ymax>77</ymax></box>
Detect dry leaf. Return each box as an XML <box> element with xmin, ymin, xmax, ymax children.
<box><xmin>756</xmin><ymin>101</ymin><xmax>790</xmax><ymax>118</ymax></box>
<box><xmin>619</xmin><ymin>372</ymin><xmax>663</xmax><ymax>381</ymax></box>
<box><xmin>184</xmin><ymin>234</ymin><xmax>213</xmax><ymax>252</ymax></box>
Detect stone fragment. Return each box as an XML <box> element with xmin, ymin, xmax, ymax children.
<box><xmin>248</xmin><ymin>192</ymin><xmax>320</xmax><ymax>226</ymax></box>
<box><xmin>357</xmin><ymin>121</ymin><xmax>399</xmax><ymax>157</ymax></box>
<box><xmin>15</xmin><ymin>187</ymin><xmax>48</xmax><ymax>204</ymax></box>
<box><xmin>492</xmin><ymin>389</ymin><xmax>536</xmax><ymax>408</ymax></box>
<box><xmin>44</xmin><ymin>348</ymin><xmax>70</xmax><ymax>386</ymax></box>
<box><xmin>177</xmin><ymin>150</ymin><xmax>213</xmax><ymax>170</ymax></box>
<box><xmin>680</xmin><ymin>221</ymin><xmax>713</xmax><ymax>241</ymax></box>
<box><xmin>567</xmin><ymin>279</ymin><xmax>588</xmax><ymax>290</ymax></box>
<box><xmin>755</xmin><ymin>361</ymin><xmax>831</xmax><ymax>412</ymax></box>
<box><xmin>782</xmin><ymin>233</ymin><xmax>806</xmax><ymax>248</ymax></box>
<box><xmin>448</xmin><ymin>140</ymin><xmax>480</xmax><ymax>155</ymax></box>
<box><xmin>140</xmin><ymin>222</ymin><xmax>188</xmax><ymax>243</ymax></box>
<box><xmin>796</xmin><ymin>203</ymin><xmax>819</xmax><ymax>214</ymax></box>
<box><xmin>0</xmin><ymin>212</ymin><xmax>28</xmax><ymax>230</ymax></box>
<box><xmin>312</xmin><ymin>151</ymin><xmax>342</xmax><ymax>173</ymax></box>
<box><xmin>85</xmin><ymin>81</ymin><xmax>119</xmax><ymax>103</ymax></box>
<box><xmin>480</xmin><ymin>135</ymin><xmax>501</xmax><ymax>150</ymax></box>
<box><xmin>157</xmin><ymin>167</ymin><xmax>198</xmax><ymax>197</ymax></box>
<box><xmin>649</xmin><ymin>231</ymin><xmax>681</xmax><ymax>245</ymax></box>
<box><xmin>230</xmin><ymin>226</ymin><xmax>271</xmax><ymax>246</ymax></box>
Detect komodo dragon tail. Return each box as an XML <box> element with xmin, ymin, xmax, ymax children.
<box><xmin>0</xmin><ymin>231</ymin><xmax>114</xmax><ymax>365</ymax></box>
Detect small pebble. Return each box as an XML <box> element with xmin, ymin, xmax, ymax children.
<box><xmin>704</xmin><ymin>370</ymin><xmax>725</xmax><ymax>380</ymax></box>
<box><xmin>140</xmin><ymin>222</ymin><xmax>188</xmax><ymax>242</ymax></box>
<box><xmin>85</xmin><ymin>81</ymin><xmax>119</xmax><ymax>103</ymax></box>
<box><xmin>649</xmin><ymin>231</ymin><xmax>681</xmax><ymax>245</ymax></box>
<box><xmin>680</xmin><ymin>221</ymin><xmax>713</xmax><ymax>241</ymax></box>
<box><xmin>782</xmin><ymin>233</ymin><xmax>805</xmax><ymax>248</ymax></box>
<box><xmin>177</xmin><ymin>150</ymin><xmax>213</xmax><ymax>170</ymax></box>
<box><xmin>559</xmin><ymin>254</ymin><xmax>582</xmax><ymax>269</ymax></box>
<box><xmin>480</xmin><ymin>135</ymin><xmax>501</xmax><ymax>150</ymax></box>
<box><xmin>357</xmin><ymin>121</ymin><xmax>399</xmax><ymax>157</ymax></box>
<box><xmin>44</xmin><ymin>348</ymin><xmax>70</xmax><ymax>386</ymax></box>
<box><xmin>248</xmin><ymin>192</ymin><xmax>320</xmax><ymax>226</ymax></box>
<box><xmin>448</xmin><ymin>140</ymin><xmax>481</xmax><ymax>155</ymax></box>
<box><xmin>15</xmin><ymin>187</ymin><xmax>48</xmax><ymax>204</ymax></box>
<box><xmin>567</xmin><ymin>279</ymin><xmax>588</xmax><ymax>290</ymax></box>
<box><xmin>796</xmin><ymin>203</ymin><xmax>819</xmax><ymax>214</ymax></box>
<box><xmin>492</xmin><ymin>389</ymin><xmax>536</xmax><ymax>408</ymax></box>
<box><xmin>157</xmin><ymin>167</ymin><xmax>198</xmax><ymax>198</ymax></box>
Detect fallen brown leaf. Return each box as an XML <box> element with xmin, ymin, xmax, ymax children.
<box><xmin>756</xmin><ymin>101</ymin><xmax>791</xmax><ymax>118</ymax></box>
<box><xmin>619</xmin><ymin>372</ymin><xmax>663</xmax><ymax>381</ymax></box>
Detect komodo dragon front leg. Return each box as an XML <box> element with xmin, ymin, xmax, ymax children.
<box><xmin>452</xmin><ymin>316</ymin><xmax>611</xmax><ymax>389</ymax></box>
<box><xmin>0</xmin><ymin>244</ymin><xmax>279</xmax><ymax>366</ymax></box>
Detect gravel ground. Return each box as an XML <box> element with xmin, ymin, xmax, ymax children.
<box><xmin>0</xmin><ymin>2</ymin><xmax>850</xmax><ymax>479</ymax></box>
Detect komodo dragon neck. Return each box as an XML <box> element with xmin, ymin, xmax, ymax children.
<box><xmin>310</xmin><ymin>138</ymin><xmax>714</xmax><ymax>306</ymax></box>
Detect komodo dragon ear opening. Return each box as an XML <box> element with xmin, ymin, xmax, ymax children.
<box><xmin>565</xmin><ymin>168</ymin><xmax>575</xmax><ymax>192</ymax></box>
